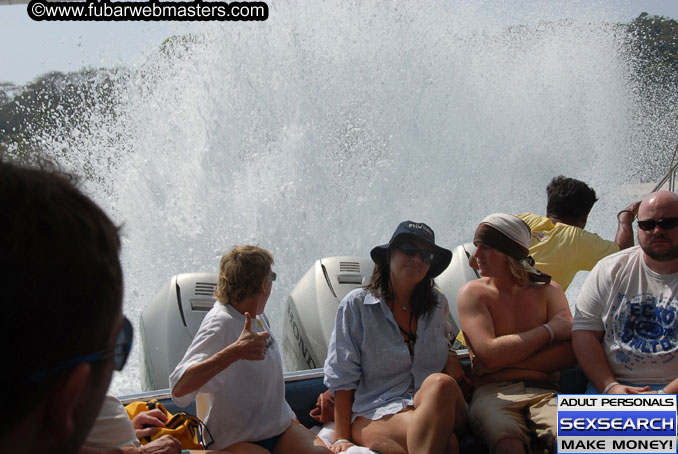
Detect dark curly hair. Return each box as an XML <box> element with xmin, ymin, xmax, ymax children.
<box><xmin>366</xmin><ymin>241</ymin><xmax>439</xmax><ymax>319</ymax></box>
<box><xmin>216</xmin><ymin>245</ymin><xmax>273</xmax><ymax>305</ymax></box>
<box><xmin>546</xmin><ymin>175</ymin><xmax>598</xmax><ymax>222</ymax></box>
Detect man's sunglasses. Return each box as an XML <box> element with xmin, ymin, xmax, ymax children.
<box><xmin>637</xmin><ymin>218</ymin><xmax>678</xmax><ymax>232</ymax></box>
<box><xmin>29</xmin><ymin>316</ymin><xmax>133</xmax><ymax>382</ymax></box>
<box><xmin>397</xmin><ymin>243</ymin><xmax>434</xmax><ymax>265</ymax></box>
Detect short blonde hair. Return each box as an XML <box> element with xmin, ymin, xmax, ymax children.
<box><xmin>215</xmin><ymin>245</ymin><xmax>273</xmax><ymax>305</ymax></box>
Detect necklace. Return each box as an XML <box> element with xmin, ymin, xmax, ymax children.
<box><xmin>388</xmin><ymin>300</ymin><xmax>417</xmax><ymax>356</ymax></box>
<box><xmin>399</xmin><ymin>312</ymin><xmax>417</xmax><ymax>356</ymax></box>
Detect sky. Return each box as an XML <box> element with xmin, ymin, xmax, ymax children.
<box><xmin>1</xmin><ymin>0</ymin><xmax>678</xmax><ymax>86</ymax></box>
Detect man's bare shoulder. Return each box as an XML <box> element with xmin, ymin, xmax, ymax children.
<box><xmin>520</xmin><ymin>280</ymin><xmax>569</xmax><ymax>315</ymax></box>
<box><xmin>458</xmin><ymin>278</ymin><xmax>495</xmax><ymax>307</ymax></box>
<box><xmin>523</xmin><ymin>280</ymin><xmax>565</xmax><ymax>299</ymax></box>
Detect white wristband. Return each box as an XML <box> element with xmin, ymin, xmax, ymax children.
<box><xmin>542</xmin><ymin>323</ymin><xmax>555</xmax><ymax>343</ymax></box>
<box><xmin>333</xmin><ymin>439</ymin><xmax>352</xmax><ymax>445</ymax></box>
<box><xmin>602</xmin><ymin>381</ymin><xmax>620</xmax><ymax>394</ymax></box>
<box><xmin>657</xmin><ymin>389</ymin><xmax>667</xmax><ymax>394</ymax></box>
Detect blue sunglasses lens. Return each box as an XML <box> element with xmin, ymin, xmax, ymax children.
<box><xmin>113</xmin><ymin>317</ymin><xmax>133</xmax><ymax>371</ymax></box>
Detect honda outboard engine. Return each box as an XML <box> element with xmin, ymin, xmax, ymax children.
<box><xmin>141</xmin><ymin>273</ymin><xmax>219</xmax><ymax>391</ymax></box>
<box><xmin>282</xmin><ymin>256</ymin><xmax>374</xmax><ymax>372</ymax></box>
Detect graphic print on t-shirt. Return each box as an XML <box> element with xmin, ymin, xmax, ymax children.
<box><xmin>610</xmin><ymin>292</ymin><xmax>678</xmax><ymax>370</ymax></box>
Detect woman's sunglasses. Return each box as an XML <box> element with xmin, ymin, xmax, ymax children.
<box><xmin>637</xmin><ymin>218</ymin><xmax>678</xmax><ymax>232</ymax></box>
<box><xmin>397</xmin><ymin>243</ymin><xmax>434</xmax><ymax>265</ymax></box>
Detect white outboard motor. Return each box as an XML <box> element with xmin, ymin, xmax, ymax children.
<box><xmin>434</xmin><ymin>242</ymin><xmax>479</xmax><ymax>329</ymax></box>
<box><xmin>282</xmin><ymin>256</ymin><xmax>374</xmax><ymax>372</ymax></box>
<box><xmin>140</xmin><ymin>273</ymin><xmax>220</xmax><ymax>391</ymax></box>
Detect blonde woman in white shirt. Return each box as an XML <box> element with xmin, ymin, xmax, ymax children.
<box><xmin>171</xmin><ymin>245</ymin><xmax>330</xmax><ymax>454</ymax></box>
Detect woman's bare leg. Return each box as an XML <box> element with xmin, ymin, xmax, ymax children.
<box><xmin>274</xmin><ymin>420</ymin><xmax>332</xmax><ymax>454</ymax></box>
<box><xmin>409</xmin><ymin>373</ymin><xmax>466</xmax><ymax>454</ymax></box>
<box><xmin>352</xmin><ymin>373</ymin><xmax>466</xmax><ymax>454</ymax></box>
<box><xmin>352</xmin><ymin>411</ymin><xmax>412</xmax><ymax>454</ymax></box>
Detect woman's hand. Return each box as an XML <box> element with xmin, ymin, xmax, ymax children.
<box><xmin>131</xmin><ymin>408</ymin><xmax>168</xmax><ymax>438</ymax></box>
<box><xmin>139</xmin><ymin>435</ymin><xmax>182</xmax><ymax>454</ymax></box>
<box><xmin>233</xmin><ymin>312</ymin><xmax>270</xmax><ymax>361</ymax></box>
<box><xmin>443</xmin><ymin>352</ymin><xmax>473</xmax><ymax>400</ymax></box>
<box><xmin>443</xmin><ymin>351</ymin><xmax>465</xmax><ymax>381</ymax></box>
<box><xmin>332</xmin><ymin>391</ymin><xmax>355</xmax><ymax>453</ymax></box>
<box><xmin>470</xmin><ymin>353</ymin><xmax>496</xmax><ymax>376</ymax></box>
<box><xmin>330</xmin><ymin>439</ymin><xmax>354</xmax><ymax>453</ymax></box>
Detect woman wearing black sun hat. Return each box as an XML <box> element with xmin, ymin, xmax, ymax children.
<box><xmin>324</xmin><ymin>221</ymin><xmax>469</xmax><ymax>454</ymax></box>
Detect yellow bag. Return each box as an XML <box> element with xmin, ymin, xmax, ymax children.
<box><xmin>125</xmin><ymin>399</ymin><xmax>212</xmax><ymax>449</ymax></box>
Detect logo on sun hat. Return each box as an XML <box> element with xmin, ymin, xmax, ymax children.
<box><xmin>408</xmin><ymin>222</ymin><xmax>434</xmax><ymax>240</ymax></box>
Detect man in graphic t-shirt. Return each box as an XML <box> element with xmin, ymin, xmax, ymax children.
<box><xmin>572</xmin><ymin>191</ymin><xmax>678</xmax><ymax>394</ymax></box>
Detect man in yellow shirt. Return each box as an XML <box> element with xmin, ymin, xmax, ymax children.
<box><xmin>517</xmin><ymin>176</ymin><xmax>638</xmax><ymax>290</ymax></box>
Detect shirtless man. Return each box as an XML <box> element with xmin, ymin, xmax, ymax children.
<box><xmin>458</xmin><ymin>214</ymin><xmax>576</xmax><ymax>454</ymax></box>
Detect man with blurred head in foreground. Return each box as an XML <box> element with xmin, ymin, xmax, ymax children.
<box><xmin>573</xmin><ymin>191</ymin><xmax>678</xmax><ymax>395</ymax></box>
<box><xmin>0</xmin><ymin>160</ymin><xmax>125</xmax><ymax>454</ymax></box>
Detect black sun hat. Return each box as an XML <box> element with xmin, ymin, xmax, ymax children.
<box><xmin>370</xmin><ymin>220</ymin><xmax>453</xmax><ymax>278</ymax></box>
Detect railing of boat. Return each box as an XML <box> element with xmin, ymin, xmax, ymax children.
<box><xmin>117</xmin><ymin>368</ymin><xmax>327</xmax><ymax>405</ymax></box>
<box><xmin>653</xmin><ymin>143</ymin><xmax>678</xmax><ymax>193</ymax></box>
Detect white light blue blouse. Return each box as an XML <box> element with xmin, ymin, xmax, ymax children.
<box><xmin>323</xmin><ymin>287</ymin><xmax>450</xmax><ymax>421</ymax></box>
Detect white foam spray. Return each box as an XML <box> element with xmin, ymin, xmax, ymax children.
<box><xmin>26</xmin><ymin>1</ymin><xmax>677</xmax><ymax>394</ymax></box>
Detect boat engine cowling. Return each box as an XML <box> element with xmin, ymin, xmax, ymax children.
<box><xmin>141</xmin><ymin>272</ymin><xmax>219</xmax><ymax>391</ymax></box>
<box><xmin>282</xmin><ymin>256</ymin><xmax>374</xmax><ymax>372</ymax></box>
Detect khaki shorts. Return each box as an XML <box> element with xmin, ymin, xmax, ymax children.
<box><xmin>469</xmin><ymin>381</ymin><xmax>558</xmax><ymax>454</ymax></box>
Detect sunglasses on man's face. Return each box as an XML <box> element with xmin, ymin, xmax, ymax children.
<box><xmin>637</xmin><ymin>217</ymin><xmax>678</xmax><ymax>232</ymax></box>
<box><xmin>111</xmin><ymin>316</ymin><xmax>134</xmax><ymax>370</ymax></box>
<box><xmin>28</xmin><ymin>316</ymin><xmax>133</xmax><ymax>382</ymax></box>
<box><xmin>397</xmin><ymin>243</ymin><xmax>434</xmax><ymax>265</ymax></box>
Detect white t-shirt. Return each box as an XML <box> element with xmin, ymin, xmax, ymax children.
<box><xmin>573</xmin><ymin>246</ymin><xmax>678</xmax><ymax>385</ymax></box>
<box><xmin>170</xmin><ymin>302</ymin><xmax>294</xmax><ymax>450</ymax></box>
<box><xmin>83</xmin><ymin>396</ymin><xmax>140</xmax><ymax>448</ymax></box>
